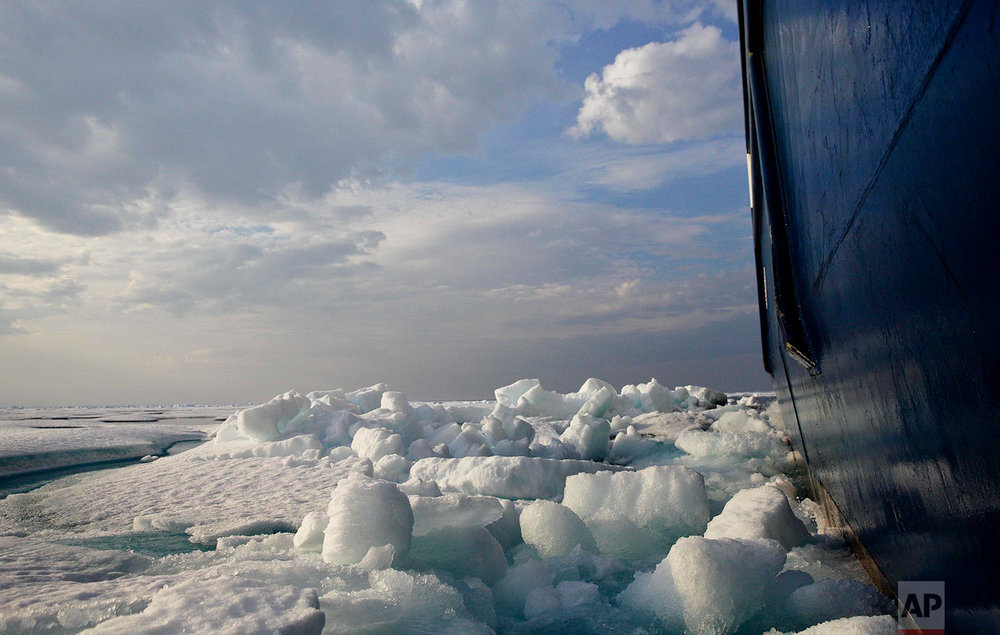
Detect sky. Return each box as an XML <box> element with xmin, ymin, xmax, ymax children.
<box><xmin>0</xmin><ymin>0</ymin><xmax>771</xmax><ymax>406</ymax></box>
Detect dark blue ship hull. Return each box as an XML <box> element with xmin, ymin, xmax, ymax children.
<box><xmin>740</xmin><ymin>1</ymin><xmax>1000</xmax><ymax>630</ymax></box>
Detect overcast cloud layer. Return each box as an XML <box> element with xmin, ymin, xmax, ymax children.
<box><xmin>0</xmin><ymin>0</ymin><xmax>764</xmax><ymax>405</ymax></box>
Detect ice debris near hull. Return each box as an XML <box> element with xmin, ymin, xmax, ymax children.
<box><xmin>0</xmin><ymin>377</ymin><xmax>895</xmax><ymax>633</ymax></box>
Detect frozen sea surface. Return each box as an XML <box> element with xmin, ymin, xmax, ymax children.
<box><xmin>0</xmin><ymin>380</ymin><xmax>895</xmax><ymax>634</ymax></box>
<box><xmin>0</xmin><ymin>406</ymin><xmax>233</xmax><ymax>483</ymax></box>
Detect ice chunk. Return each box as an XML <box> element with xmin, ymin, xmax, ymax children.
<box><xmin>321</xmin><ymin>568</ymin><xmax>491</xmax><ymax>633</ymax></box>
<box><xmin>85</xmin><ymin>577</ymin><xmax>324</xmax><ymax>634</ymax></box>
<box><xmin>448</xmin><ymin>425</ymin><xmax>493</xmax><ymax>458</ymax></box>
<box><xmin>373</xmin><ymin>453</ymin><xmax>411</xmax><ymax>483</ymax></box>
<box><xmin>351</xmin><ymin>427</ymin><xmax>404</xmax><ymax>462</ymax></box>
<box><xmin>353</xmin><ymin>457</ymin><xmax>375</xmax><ymax>477</ymax></box>
<box><xmin>398</xmin><ymin>477</ymin><xmax>442</xmax><ymax>497</ymax></box>
<box><xmin>487</xmin><ymin>498</ymin><xmax>523</xmax><ymax>551</ymax></box>
<box><xmin>620</xmin><ymin>384</ymin><xmax>641</xmax><ymax>410</ymax></box>
<box><xmin>636</xmin><ymin>378</ymin><xmax>681</xmax><ymax>413</ymax></box>
<box><xmin>321</xmin><ymin>409</ymin><xmax>364</xmax><ymax>447</ymax></box>
<box><xmin>705</xmin><ymin>485</ymin><xmax>810</xmax><ymax>550</ymax></box>
<box><xmin>675</xmin><ymin>416</ymin><xmax>791</xmax><ymax>473</ymax></box>
<box><xmin>554</xmin><ymin>579</ymin><xmax>602</xmax><ymax>609</ymax></box>
<box><xmin>453</xmin><ymin>577</ymin><xmax>497</xmax><ymax>630</ymax></box>
<box><xmin>380</xmin><ymin>391</ymin><xmax>411</xmax><ymax>413</ymax></box>
<box><xmin>409</xmin><ymin>494</ymin><xmax>504</xmax><ymax>536</ymax></box>
<box><xmin>328</xmin><ymin>445</ymin><xmax>353</xmax><ymax>461</ymax></box>
<box><xmin>522</xmin><ymin>578</ymin><xmax>607</xmax><ymax>621</ymax></box>
<box><xmin>235</xmin><ymin>391</ymin><xmax>311</xmax><ymax>442</ymax></box>
<box><xmin>409</xmin><ymin>456</ymin><xmax>624</xmax><ymax>500</ymax></box>
<box><xmin>583</xmin><ymin>509</ymin><xmax>662</xmax><ymax>562</ymax></box>
<box><xmin>306</xmin><ymin>388</ymin><xmax>347</xmax><ymax>401</ymax></box>
<box><xmin>493</xmin><ymin>559</ymin><xmax>553</xmax><ymax>617</ymax></box>
<box><xmin>481</xmin><ymin>415</ymin><xmax>507</xmax><ymax>446</ymax></box>
<box><xmin>293</xmin><ymin>511</ymin><xmax>328</xmax><ymax>552</ymax></box>
<box><xmin>492</xmin><ymin>439</ymin><xmax>531</xmax><ymax>457</ymax></box>
<box><xmin>426</xmin><ymin>422</ymin><xmax>462</xmax><ymax>447</ymax></box>
<box><xmin>358</xmin><ymin>544</ymin><xmax>395</xmax><ymax>571</ymax></box>
<box><xmin>785</xmin><ymin>579</ymin><xmax>888</xmax><ymax>629</ymax></box>
<box><xmin>528</xmin><ymin>438</ymin><xmax>581</xmax><ymax>460</ymax></box>
<box><xmin>484</xmin><ymin>411</ymin><xmax>533</xmax><ymax>456</ymax></box>
<box><xmin>345</xmin><ymin>384</ymin><xmax>392</xmax><ymax>413</ymax></box>
<box><xmin>306</xmin><ymin>388</ymin><xmax>342</xmax><ymax>401</ymax></box>
<box><xmin>408</xmin><ymin>525</ymin><xmax>508</xmax><ymax>585</ymax></box>
<box><xmin>323</xmin><ymin>474</ymin><xmax>413</xmax><ymax>565</ymax></box>
<box><xmin>768</xmin><ymin>615</ymin><xmax>897</xmax><ymax>634</ymax></box>
<box><xmin>713</xmin><ymin>408</ymin><xmax>774</xmax><ymax>434</ymax></box>
<box><xmin>523</xmin><ymin>586</ymin><xmax>561</xmax><ymax>619</ymax></box>
<box><xmin>504</xmin><ymin>417</ymin><xmax>535</xmax><ymax>443</ymax></box>
<box><xmin>188</xmin><ymin>519</ymin><xmax>298</xmax><ymax>547</ymax></box>
<box><xmin>523</xmin><ymin>579</ymin><xmax>603</xmax><ymax>619</ymax></box>
<box><xmin>307</xmin><ymin>388</ymin><xmax>361</xmax><ymax>414</ymax></box>
<box><xmin>610</xmin><ymin>414</ymin><xmax>632</xmax><ymax>434</ymax></box>
<box><xmin>558</xmin><ymin>414</ymin><xmax>611</xmax><ymax>461</ymax></box>
<box><xmin>519</xmin><ymin>500</ymin><xmax>596</xmax><ymax>558</ymax></box>
<box><xmin>572</xmin><ymin>377</ymin><xmax>617</xmax><ymax>400</ymax></box>
<box><xmin>575</xmin><ymin>385</ymin><xmax>619</xmax><ymax>419</ymax></box>
<box><xmin>619</xmin><ymin>536</ymin><xmax>786</xmax><ymax>635</ymax></box>
<box><xmin>685</xmin><ymin>385</ymin><xmax>729</xmax><ymax>408</ymax></box>
<box><xmin>212</xmin><ymin>433</ymin><xmax>323</xmax><ymax>459</ymax></box>
<box><xmin>495</xmin><ymin>378</ymin><xmax>541</xmax><ymax>408</ymax></box>
<box><xmin>563</xmin><ymin>465</ymin><xmax>710</xmax><ymax>553</ymax></box>
<box><xmin>608</xmin><ymin>427</ymin><xmax>656</xmax><ymax>464</ymax></box>
<box><xmin>405</xmin><ymin>438</ymin><xmax>436</xmax><ymax>461</ymax></box>
<box><xmin>441</xmin><ymin>402</ymin><xmax>495</xmax><ymax>424</ymax></box>
<box><xmin>516</xmin><ymin>384</ymin><xmax>581</xmax><ymax>419</ymax></box>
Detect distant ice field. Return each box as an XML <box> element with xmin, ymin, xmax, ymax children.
<box><xmin>0</xmin><ymin>380</ymin><xmax>895</xmax><ymax>634</ymax></box>
<box><xmin>0</xmin><ymin>406</ymin><xmax>234</xmax><ymax>485</ymax></box>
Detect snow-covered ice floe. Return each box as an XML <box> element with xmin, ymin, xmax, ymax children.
<box><xmin>0</xmin><ymin>406</ymin><xmax>230</xmax><ymax>480</ymax></box>
<box><xmin>0</xmin><ymin>379</ymin><xmax>895</xmax><ymax>633</ymax></box>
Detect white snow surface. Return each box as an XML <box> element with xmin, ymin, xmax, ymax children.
<box><xmin>0</xmin><ymin>378</ymin><xmax>892</xmax><ymax>633</ymax></box>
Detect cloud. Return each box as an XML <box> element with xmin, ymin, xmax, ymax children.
<box><xmin>115</xmin><ymin>227</ymin><xmax>385</xmax><ymax>316</ymax></box>
<box><xmin>0</xmin><ymin>174</ymin><xmax>764</xmax><ymax>402</ymax></box>
<box><xmin>0</xmin><ymin>4</ymin><xmax>765</xmax><ymax>402</ymax></box>
<box><xmin>558</xmin><ymin>0</ymin><xmax>736</xmax><ymax>30</ymax></box>
<box><xmin>0</xmin><ymin>274</ymin><xmax>86</xmax><ymax>336</ymax></box>
<box><xmin>569</xmin><ymin>23</ymin><xmax>741</xmax><ymax>144</ymax></box>
<box><xmin>0</xmin><ymin>253</ymin><xmax>64</xmax><ymax>276</ymax></box>
<box><xmin>1</xmin><ymin>176</ymin><xmax>753</xmax><ymax>336</ymax></box>
<box><xmin>0</xmin><ymin>303</ymin><xmax>25</xmax><ymax>335</ymax></box>
<box><xmin>0</xmin><ymin>1</ymin><xmax>572</xmax><ymax>235</ymax></box>
<box><xmin>589</xmin><ymin>138</ymin><xmax>745</xmax><ymax>190</ymax></box>
<box><xmin>550</xmin><ymin>137</ymin><xmax>745</xmax><ymax>191</ymax></box>
<box><xmin>0</xmin><ymin>3</ymin><xmax>742</xmax><ymax>236</ymax></box>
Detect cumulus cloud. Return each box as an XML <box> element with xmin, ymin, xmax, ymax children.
<box><xmin>0</xmin><ymin>0</ymin><xmax>571</xmax><ymax>235</ymax></box>
<box><xmin>570</xmin><ymin>23</ymin><xmax>741</xmax><ymax>144</ymax></box>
